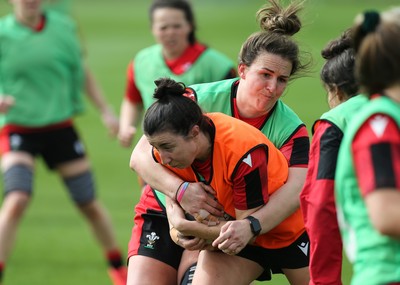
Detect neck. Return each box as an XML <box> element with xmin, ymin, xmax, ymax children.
<box><xmin>163</xmin><ymin>42</ymin><xmax>189</xmax><ymax>60</ymax></box>
<box><xmin>384</xmin><ymin>84</ymin><xmax>400</xmax><ymax>103</ymax></box>
<box><xmin>16</xmin><ymin>12</ymin><xmax>41</xmax><ymax>29</ymax></box>
<box><xmin>196</xmin><ymin>131</ymin><xmax>211</xmax><ymax>162</ymax></box>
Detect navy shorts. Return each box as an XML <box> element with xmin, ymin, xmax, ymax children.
<box><xmin>237</xmin><ymin>231</ymin><xmax>310</xmax><ymax>281</ymax></box>
<box><xmin>0</xmin><ymin>124</ymin><xmax>86</xmax><ymax>169</ymax></box>
<box><xmin>128</xmin><ymin>186</ymin><xmax>184</xmax><ymax>270</ymax></box>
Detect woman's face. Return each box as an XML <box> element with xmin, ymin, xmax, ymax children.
<box><xmin>237</xmin><ymin>52</ymin><xmax>292</xmax><ymax>117</ymax></box>
<box><xmin>146</xmin><ymin>130</ymin><xmax>198</xmax><ymax>169</ymax></box>
<box><xmin>151</xmin><ymin>7</ymin><xmax>192</xmax><ymax>59</ymax></box>
<box><xmin>10</xmin><ymin>0</ymin><xmax>42</xmax><ymax>20</ymax></box>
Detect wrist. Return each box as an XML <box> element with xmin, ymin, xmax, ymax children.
<box><xmin>175</xmin><ymin>182</ymin><xmax>190</xmax><ymax>203</ymax></box>
<box><xmin>174</xmin><ymin>181</ymin><xmax>185</xmax><ymax>200</ymax></box>
<box><xmin>245</xmin><ymin>216</ymin><xmax>262</xmax><ymax>237</ymax></box>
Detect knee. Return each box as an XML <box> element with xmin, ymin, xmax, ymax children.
<box><xmin>2</xmin><ymin>164</ymin><xmax>33</xmax><ymax>218</ymax></box>
<box><xmin>3</xmin><ymin>164</ymin><xmax>33</xmax><ymax>196</ymax></box>
<box><xmin>63</xmin><ymin>171</ymin><xmax>96</xmax><ymax>205</ymax></box>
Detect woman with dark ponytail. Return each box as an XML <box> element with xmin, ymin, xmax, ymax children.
<box><xmin>300</xmin><ymin>29</ymin><xmax>367</xmax><ymax>285</ymax></box>
<box><xmin>141</xmin><ymin>77</ymin><xmax>305</xmax><ymax>285</ymax></box>
<box><xmin>335</xmin><ymin>8</ymin><xmax>400</xmax><ymax>285</ymax></box>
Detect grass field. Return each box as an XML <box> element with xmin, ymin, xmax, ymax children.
<box><xmin>0</xmin><ymin>0</ymin><xmax>398</xmax><ymax>284</ymax></box>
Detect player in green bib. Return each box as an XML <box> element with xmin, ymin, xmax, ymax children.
<box><xmin>0</xmin><ymin>1</ymin><xmax>124</xmax><ymax>284</ymax></box>
<box><xmin>299</xmin><ymin>29</ymin><xmax>368</xmax><ymax>285</ymax></box>
<box><xmin>118</xmin><ymin>0</ymin><xmax>236</xmax><ymax>149</ymax></box>
<box><xmin>335</xmin><ymin>9</ymin><xmax>400</xmax><ymax>285</ymax></box>
<box><xmin>128</xmin><ymin>0</ymin><xmax>312</xmax><ymax>284</ymax></box>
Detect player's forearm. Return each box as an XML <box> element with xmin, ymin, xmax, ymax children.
<box><xmin>130</xmin><ymin>135</ymin><xmax>182</xmax><ymax>199</ymax></box>
<box><xmin>119</xmin><ymin>99</ymin><xmax>142</xmax><ymax>129</ymax></box>
<box><xmin>84</xmin><ymin>67</ymin><xmax>112</xmax><ymax>113</ymax></box>
<box><xmin>175</xmin><ymin>219</ymin><xmax>223</xmax><ymax>240</ymax></box>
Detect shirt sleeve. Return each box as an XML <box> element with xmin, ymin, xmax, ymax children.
<box><xmin>301</xmin><ymin>121</ymin><xmax>341</xmax><ymax>203</ymax></box>
<box><xmin>352</xmin><ymin>114</ymin><xmax>400</xmax><ymax>197</ymax></box>
<box><xmin>280</xmin><ymin>125</ymin><xmax>310</xmax><ymax>167</ymax></box>
<box><xmin>232</xmin><ymin>147</ymin><xmax>269</xmax><ymax>210</ymax></box>
<box><xmin>300</xmin><ymin>120</ymin><xmax>343</xmax><ymax>285</ymax></box>
<box><xmin>124</xmin><ymin>61</ymin><xmax>142</xmax><ymax>104</ymax></box>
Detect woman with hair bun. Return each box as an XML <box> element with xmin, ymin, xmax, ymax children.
<box><xmin>142</xmin><ymin>77</ymin><xmax>306</xmax><ymax>285</ymax></box>
<box><xmin>129</xmin><ymin>0</ymin><xmax>311</xmax><ymax>284</ymax></box>
<box><xmin>300</xmin><ymin>29</ymin><xmax>367</xmax><ymax>285</ymax></box>
<box><xmin>335</xmin><ymin>8</ymin><xmax>400</xmax><ymax>285</ymax></box>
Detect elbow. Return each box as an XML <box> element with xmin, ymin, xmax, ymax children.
<box><xmin>129</xmin><ymin>151</ymin><xmax>140</xmax><ymax>172</ymax></box>
<box><xmin>173</xmin><ymin>220</ymin><xmax>185</xmax><ymax>233</ymax></box>
<box><xmin>129</xmin><ymin>136</ymin><xmax>148</xmax><ymax>172</ymax></box>
<box><xmin>373</xmin><ymin>220</ymin><xmax>398</xmax><ymax>237</ymax></box>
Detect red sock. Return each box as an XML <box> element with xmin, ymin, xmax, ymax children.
<box><xmin>0</xmin><ymin>262</ymin><xmax>4</xmax><ymax>281</ymax></box>
<box><xmin>106</xmin><ymin>249</ymin><xmax>123</xmax><ymax>269</ymax></box>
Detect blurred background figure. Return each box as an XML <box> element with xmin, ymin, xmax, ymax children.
<box><xmin>118</xmin><ymin>0</ymin><xmax>236</xmax><ymax>149</ymax></box>
<box><xmin>300</xmin><ymin>29</ymin><xmax>366</xmax><ymax>285</ymax></box>
<box><xmin>0</xmin><ymin>0</ymin><xmax>125</xmax><ymax>284</ymax></box>
<box><xmin>335</xmin><ymin>7</ymin><xmax>400</xmax><ymax>285</ymax></box>
<box><xmin>45</xmin><ymin>0</ymin><xmax>120</xmax><ymax>137</ymax></box>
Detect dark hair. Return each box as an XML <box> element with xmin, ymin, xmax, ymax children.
<box><xmin>143</xmin><ymin>78</ymin><xmax>208</xmax><ymax>137</ymax></box>
<box><xmin>238</xmin><ymin>0</ymin><xmax>311</xmax><ymax>79</ymax></box>
<box><xmin>320</xmin><ymin>29</ymin><xmax>358</xmax><ymax>98</ymax></box>
<box><xmin>352</xmin><ymin>8</ymin><xmax>400</xmax><ymax>95</ymax></box>
<box><xmin>149</xmin><ymin>0</ymin><xmax>196</xmax><ymax>45</ymax></box>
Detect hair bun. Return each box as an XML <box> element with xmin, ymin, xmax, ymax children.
<box><xmin>321</xmin><ymin>29</ymin><xmax>352</xmax><ymax>60</ymax></box>
<box><xmin>256</xmin><ymin>0</ymin><xmax>302</xmax><ymax>36</ymax></box>
<box><xmin>153</xmin><ymin>78</ymin><xmax>186</xmax><ymax>101</ymax></box>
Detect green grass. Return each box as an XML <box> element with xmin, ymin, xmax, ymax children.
<box><xmin>0</xmin><ymin>0</ymin><xmax>398</xmax><ymax>284</ymax></box>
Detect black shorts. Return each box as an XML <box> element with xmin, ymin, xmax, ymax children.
<box><xmin>128</xmin><ymin>186</ymin><xmax>184</xmax><ymax>270</ymax></box>
<box><xmin>237</xmin><ymin>231</ymin><xmax>310</xmax><ymax>281</ymax></box>
<box><xmin>0</xmin><ymin>125</ymin><xmax>86</xmax><ymax>169</ymax></box>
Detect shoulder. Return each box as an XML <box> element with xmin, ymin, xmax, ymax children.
<box><xmin>312</xmin><ymin>119</ymin><xmax>342</xmax><ymax>139</ymax></box>
<box><xmin>191</xmin><ymin>78</ymin><xmax>237</xmax><ymax>91</ymax></box>
<box><xmin>44</xmin><ymin>0</ymin><xmax>72</xmax><ymax>15</ymax></box>
<box><xmin>190</xmin><ymin>78</ymin><xmax>237</xmax><ymax>101</ymax></box>
<box><xmin>323</xmin><ymin>95</ymin><xmax>368</xmax><ymax>118</ymax></box>
<box><xmin>0</xmin><ymin>14</ymin><xmax>16</xmax><ymax>32</ymax></box>
<box><xmin>275</xmin><ymin>100</ymin><xmax>304</xmax><ymax>123</ymax></box>
<box><xmin>350</xmin><ymin>96</ymin><xmax>398</xmax><ymax>131</ymax></box>
<box><xmin>135</xmin><ymin>44</ymin><xmax>161</xmax><ymax>57</ymax></box>
<box><xmin>0</xmin><ymin>14</ymin><xmax>9</xmax><ymax>24</ymax></box>
<box><xmin>356</xmin><ymin>113</ymin><xmax>398</xmax><ymax>142</ymax></box>
<box><xmin>46</xmin><ymin>10</ymin><xmax>77</xmax><ymax>30</ymax></box>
